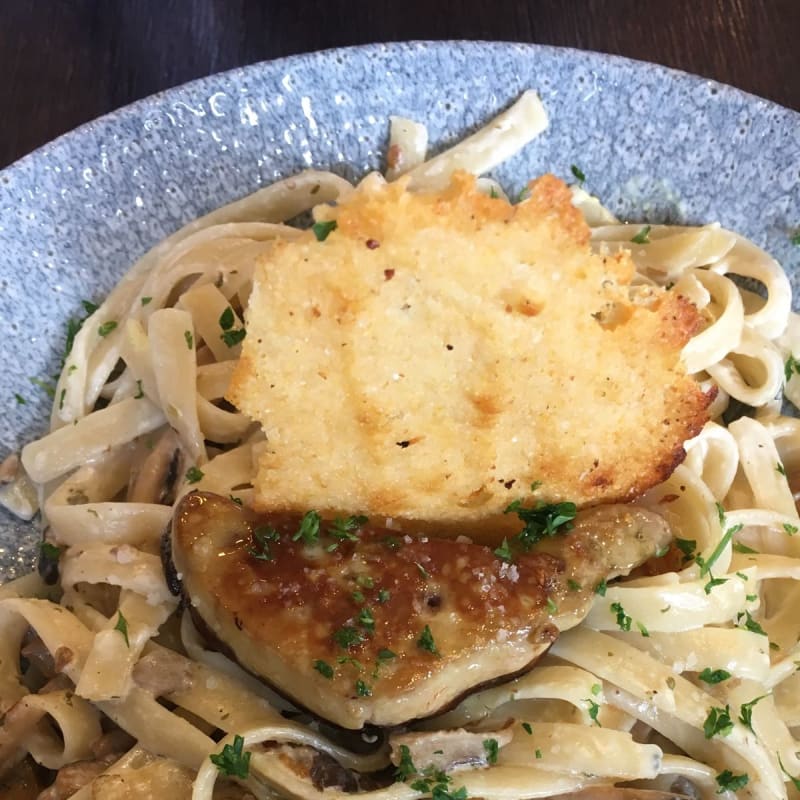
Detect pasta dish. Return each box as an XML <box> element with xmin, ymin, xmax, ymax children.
<box><xmin>1</xmin><ymin>91</ymin><xmax>799</xmax><ymax>800</ymax></box>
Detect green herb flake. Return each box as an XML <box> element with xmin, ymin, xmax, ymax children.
<box><xmin>314</xmin><ymin>659</ymin><xmax>334</xmax><ymax>679</ymax></box>
<box><xmin>666</xmin><ymin>676</ymin><xmax>676</xmax><ymax>689</ymax></box>
<box><xmin>358</xmin><ymin>607</ymin><xmax>375</xmax><ymax>632</ymax></box>
<box><xmin>333</xmin><ymin>626</ymin><xmax>365</xmax><ymax>650</ymax></box>
<box><xmin>483</xmin><ymin>738</ymin><xmax>499</xmax><ymax>764</ymax></box>
<box><xmin>58</xmin><ymin>389</ymin><xmax>66</xmax><ymax>410</ymax></box>
<box><xmin>209</xmin><ymin>734</ymin><xmax>250</xmax><ymax>779</ymax></box>
<box><xmin>141</xmin><ymin>296</ymin><xmax>152</xmax><ymax>306</ymax></box>
<box><xmin>504</xmin><ymin>496</ymin><xmax>577</xmax><ymax>550</ymax></box>
<box><xmin>330</xmin><ymin>515</ymin><xmax>368</xmax><ymax>541</ymax></box>
<box><xmin>40</xmin><ymin>541</ymin><xmax>62</xmax><ymax>563</ymax></box>
<box><xmin>784</xmin><ymin>523</ymin><xmax>799</xmax><ymax>535</ymax></box>
<box><xmin>219</xmin><ymin>307</ymin><xmax>235</xmax><ymax>331</ymax></box>
<box><xmin>585</xmin><ymin>699</ymin><xmax>601</xmax><ymax>726</ymax></box>
<box><xmin>395</xmin><ymin>745</ymin><xmax>416</xmax><ymax>781</ymax></box>
<box><xmin>777</xmin><ymin>461</ymin><xmax>787</xmax><ymax>476</ymax></box>
<box><xmin>377</xmin><ymin>588</ymin><xmax>391</xmax><ymax>604</ymax></box>
<box><xmin>184</xmin><ymin>330</ymin><xmax>194</xmax><ymax>350</ymax></box>
<box><xmin>221</xmin><ymin>327</ymin><xmax>246</xmax><ymax>347</ymax></box>
<box><xmin>791</xmin><ymin>231</ymin><xmax>800</xmax><ymax>246</ymax></box>
<box><xmin>700</xmin><ymin>524</ymin><xmax>743</xmax><ymax>576</ymax></box>
<box><xmin>416</xmin><ymin>562</ymin><xmax>430</xmax><ymax>580</ymax></box>
<box><xmin>312</xmin><ymin>220</ymin><xmax>337</xmax><ymax>242</ymax></box>
<box><xmin>97</xmin><ymin>321</ymin><xmax>118</xmax><ymax>337</ymax></box>
<box><xmin>493</xmin><ymin>538</ymin><xmax>513</xmax><ymax>562</ymax></box>
<box><xmin>746</xmin><ymin>593</ymin><xmax>758</xmax><ymax>602</ymax></box>
<box><xmin>185</xmin><ymin>466</ymin><xmax>204</xmax><ymax>484</ymax></box>
<box><xmin>567</xmin><ymin>579</ymin><xmax>581</xmax><ymax>591</ymax></box>
<box><xmin>377</xmin><ymin>648</ymin><xmax>396</xmax><ymax>661</ymax></box>
<box><xmin>778</xmin><ymin>755</ymin><xmax>800</xmax><ymax>791</ymax></box>
<box><xmin>570</xmin><ymin>164</ymin><xmax>586</xmax><ymax>184</ymax></box>
<box><xmin>785</xmin><ymin>354</ymin><xmax>800</xmax><ymax>383</ymax></box>
<box><xmin>591</xmin><ymin>683</ymin><xmax>602</xmax><ymax>696</ymax></box>
<box><xmin>546</xmin><ymin>597</ymin><xmax>558</xmax><ymax>613</ymax></box>
<box><xmin>610</xmin><ymin>602</ymin><xmax>632</xmax><ymax>632</ymax></box>
<box><xmin>636</xmin><ymin>621</ymin><xmax>650</xmax><ymax>637</ymax></box>
<box><xmin>715</xmin><ymin>501</ymin><xmax>726</xmax><ymax>527</ymax></box>
<box><xmin>675</xmin><ymin>538</ymin><xmax>697</xmax><ymax>562</ymax></box>
<box><xmin>738</xmin><ymin>695</ymin><xmax>767</xmax><ymax>732</ymax></box>
<box><xmin>29</xmin><ymin>376</ymin><xmax>56</xmax><ymax>398</ymax></box>
<box><xmin>595</xmin><ymin>578</ymin><xmax>608</xmax><ymax>596</ymax></box>
<box><xmin>292</xmin><ymin>510</ymin><xmax>322</xmax><ymax>546</ymax></box>
<box><xmin>134</xmin><ymin>380</ymin><xmax>144</xmax><ymax>399</ymax></box>
<box><xmin>351</xmin><ymin>590</ymin><xmax>365</xmax><ymax>604</ymax></box>
<box><xmin>417</xmin><ymin>624</ymin><xmax>440</xmax><ymax>656</ymax></box>
<box><xmin>654</xmin><ymin>543</ymin><xmax>669</xmax><ymax>558</ymax></box>
<box><xmin>703</xmin><ymin>704</ymin><xmax>734</xmax><ymax>739</ymax></box>
<box><xmin>521</xmin><ymin>722</ymin><xmax>533</xmax><ymax>735</ymax></box>
<box><xmin>356</xmin><ymin>575</ymin><xmax>374</xmax><ymax>589</ymax></box>
<box><xmin>355</xmin><ymin>679</ymin><xmax>372</xmax><ymax>697</ymax></box>
<box><xmin>631</xmin><ymin>225</ymin><xmax>652</xmax><ymax>245</ymax></box>
<box><xmin>741</xmin><ymin>610</ymin><xmax>767</xmax><ymax>636</ymax></box>
<box><xmin>248</xmin><ymin>525</ymin><xmax>279</xmax><ymax>561</ymax></box>
<box><xmin>715</xmin><ymin>770</ymin><xmax>749</xmax><ymax>793</ymax></box>
<box><xmin>698</xmin><ymin>668</ymin><xmax>731</xmax><ymax>685</ymax></box>
<box><xmin>14</xmin><ymin>393</ymin><xmax>26</xmax><ymax>405</ymax></box>
<box><xmin>704</xmin><ymin>577</ymin><xmax>728</xmax><ymax>595</ymax></box>
<box><xmin>489</xmin><ymin>186</ymin><xmax>499</xmax><ymax>199</ymax></box>
<box><xmin>114</xmin><ymin>611</ymin><xmax>130</xmax><ymax>647</ymax></box>
<box><xmin>733</xmin><ymin>541</ymin><xmax>759</xmax><ymax>554</ymax></box>
<box><xmin>535</xmin><ymin>749</ymin><xmax>543</xmax><ymax>759</ymax></box>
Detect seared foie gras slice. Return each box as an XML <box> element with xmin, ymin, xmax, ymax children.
<box><xmin>171</xmin><ymin>492</ymin><xmax>671</xmax><ymax>729</ymax></box>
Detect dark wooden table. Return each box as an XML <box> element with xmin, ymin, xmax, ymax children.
<box><xmin>1</xmin><ymin>0</ymin><xmax>798</xmax><ymax>170</ymax></box>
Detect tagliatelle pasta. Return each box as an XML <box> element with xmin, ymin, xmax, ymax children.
<box><xmin>0</xmin><ymin>90</ymin><xmax>799</xmax><ymax>800</ymax></box>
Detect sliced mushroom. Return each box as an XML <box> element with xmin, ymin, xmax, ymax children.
<box><xmin>127</xmin><ymin>429</ymin><xmax>186</xmax><ymax>505</ymax></box>
<box><xmin>389</xmin><ymin>726</ymin><xmax>514</xmax><ymax>773</ymax></box>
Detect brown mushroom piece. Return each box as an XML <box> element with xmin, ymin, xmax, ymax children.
<box><xmin>127</xmin><ymin>429</ymin><xmax>186</xmax><ymax>505</ymax></box>
<box><xmin>170</xmin><ymin>492</ymin><xmax>671</xmax><ymax>730</ymax></box>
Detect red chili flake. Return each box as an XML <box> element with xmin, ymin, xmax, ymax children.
<box><xmin>366</xmin><ymin>239</ymin><xmax>380</xmax><ymax>250</ymax></box>
<box><xmin>384</xmin><ymin>269</ymin><xmax>395</xmax><ymax>280</ymax></box>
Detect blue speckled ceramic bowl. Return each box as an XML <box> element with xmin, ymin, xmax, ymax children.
<box><xmin>1</xmin><ymin>42</ymin><xmax>798</xmax><ymax>578</ymax></box>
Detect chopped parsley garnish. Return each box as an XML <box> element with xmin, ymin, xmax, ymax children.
<box><xmin>631</xmin><ymin>225</ymin><xmax>652</xmax><ymax>245</ymax></box>
<box><xmin>505</xmin><ymin>497</ymin><xmax>577</xmax><ymax>549</ymax></box>
<box><xmin>209</xmin><ymin>734</ymin><xmax>250</xmax><ymax>779</ymax></box>
<box><xmin>218</xmin><ymin>306</ymin><xmax>246</xmax><ymax>347</ymax></box>
<box><xmin>185</xmin><ymin>466</ymin><xmax>204</xmax><ymax>484</ymax></box>
<box><xmin>654</xmin><ymin>543</ymin><xmax>669</xmax><ymax>558</ymax></box>
<box><xmin>610</xmin><ymin>602</ymin><xmax>632</xmax><ymax>632</ymax></box>
<box><xmin>738</xmin><ymin>694</ymin><xmax>767</xmax><ymax>732</ymax></box>
<box><xmin>704</xmin><ymin>577</ymin><xmax>728</xmax><ymax>594</ymax></box>
<box><xmin>594</xmin><ymin>578</ymin><xmax>607</xmax><ymax>596</ymax></box>
<box><xmin>248</xmin><ymin>525</ymin><xmax>279</xmax><ymax>561</ymax></box>
<box><xmin>377</xmin><ymin>648</ymin><xmax>396</xmax><ymax>661</ymax></box>
<box><xmin>395</xmin><ymin>745</ymin><xmax>416</xmax><ymax>780</ymax></box>
<box><xmin>777</xmin><ymin>461</ymin><xmax>787</xmax><ymax>476</ymax></box>
<box><xmin>416</xmin><ymin>562</ymin><xmax>430</xmax><ymax>580</ymax></box>
<box><xmin>792</xmin><ymin>231</ymin><xmax>800</xmax><ymax>246</ymax></box>
<box><xmin>784</xmin><ymin>523</ymin><xmax>799</xmax><ymax>535</ymax></box>
<box><xmin>417</xmin><ymin>624</ymin><xmax>439</xmax><ymax>656</ymax></box>
<box><xmin>483</xmin><ymin>738</ymin><xmax>499</xmax><ymax>764</ymax></box>
<box><xmin>358</xmin><ymin>607</ymin><xmax>375</xmax><ymax>632</ymax></box>
<box><xmin>355</xmin><ymin>679</ymin><xmax>372</xmax><ymax>697</ymax></box>
<box><xmin>778</xmin><ymin>755</ymin><xmax>800</xmax><ymax>791</ymax></box>
<box><xmin>29</xmin><ymin>376</ymin><xmax>56</xmax><ymax>398</ymax></box>
<box><xmin>58</xmin><ymin>389</ymin><xmax>66</xmax><ymax>410</ymax></box>
<box><xmin>591</xmin><ymin>683</ymin><xmax>601</xmax><ymax>696</ymax></box>
<box><xmin>333</xmin><ymin>626</ymin><xmax>365</xmax><ymax>649</ymax></box>
<box><xmin>356</xmin><ymin>575</ymin><xmax>374</xmax><ymax>589</ymax></box>
<box><xmin>546</xmin><ymin>597</ymin><xmax>558</xmax><ymax>613</ymax></box>
<box><xmin>703</xmin><ymin>704</ymin><xmax>734</xmax><ymax>739</ymax></box>
<box><xmin>314</xmin><ymin>659</ymin><xmax>334</xmax><ymax>679</ymax></box>
<box><xmin>312</xmin><ymin>220</ymin><xmax>337</xmax><ymax>241</ymax></box>
<box><xmin>570</xmin><ymin>164</ymin><xmax>586</xmax><ymax>184</ymax></box>
<box><xmin>698</xmin><ymin>668</ymin><xmax>731</xmax><ymax>684</ymax></box>
<box><xmin>337</xmin><ymin>655</ymin><xmax>364</xmax><ymax>671</ymax></box>
<box><xmin>636</xmin><ymin>621</ymin><xmax>650</xmax><ymax>637</ymax></box>
<box><xmin>740</xmin><ymin>610</ymin><xmax>767</xmax><ymax>636</ymax></box>
<box><xmin>330</xmin><ymin>515</ymin><xmax>367</xmax><ymax>541</ymax></box>
<box><xmin>715</xmin><ymin>770</ymin><xmax>748</xmax><ymax>793</ymax></box>
<box><xmin>521</xmin><ymin>722</ymin><xmax>533</xmax><ymax>735</ymax></box>
<box><xmin>494</xmin><ymin>538</ymin><xmax>513</xmax><ymax>562</ymax></box>
<box><xmin>141</xmin><ymin>296</ymin><xmax>152</xmax><ymax>306</ymax></box>
<box><xmin>352</xmin><ymin>591</ymin><xmax>365</xmax><ymax>603</ymax></box>
<box><xmin>567</xmin><ymin>579</ymin><xmax>581</xmax><ymax>591</ymax></box>
<box><xmin>716</xmin><ymin>502</ymin><xmax>726</xmax><ymax>527</ymax></box>
<box><xmin>134</xmin><ymin>380</ymin><xmax>144</xmax><ymax>399</ymax></box>
<box><xmin>14</xmin><ymin>393</ymin><xmax>26</xmax><ymax>405</ymax></box>
<box><xmin>184</xmin><ymin>330</ymin><xmax>194</xmax><ymax>350</ymax></box>
<box><xmin>40</xmin><ymin>541</ymin><xmax>62</xmax><ymax>562</ymax></box>
<box><xmin>377</xmin><ymin>588</ymin><xmax>391</xmax><ymax>604</ymax></box>
<box><xmin>97</xmin><ymin>321</ymin><xmax>118</xmax><ymax>337</ymax></box>
<box><xmin>489</xmin><ymin>186</ymin><xmax>499</xmax><ymax>199</ymax></box>
<box><xmin>699</xmin><ymin>524</ymin><xmax>743</xmax><ymax>576</ymax></box>
<box><xmin>733</xmin><ymin>541</ymin><xmax>759</xmax><ymax>554</ymax></box>
<box><xmin>535</xmin><ymin>749</ymin><xmax>543</xmax><ymax>759</ymax></box>
<box><xmin>114</xmin><ymin>611</ymin><xmax>130</xmax><ymax>647</ymax></box>
<box><xmin>292</xmin><ymin>510</ymin><xmax>321</xmax><ymax>546</ymax></box>
<box><xmin>585</xmin><ymin>699</ymin><xmax>601</xmax><ymax>726</ymax></box>
<box><xmin>785</xmin><ymin>354</ymin><xmax>800</xmax><ymax>383</ymax></box>
<box><xmin>675</xmin><ymin>538</ymin><xmax>697</xmax><ymax>562</ymax></box>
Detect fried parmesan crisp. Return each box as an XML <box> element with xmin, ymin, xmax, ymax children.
<box><xmin>229</xmin><ymin>172</ymin><xmax>711</xmax><ymax>521</ymax></box>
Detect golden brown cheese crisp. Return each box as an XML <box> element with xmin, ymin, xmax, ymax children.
<box><xmin>229</xmin><ymin>172</ymin><xmax>711</xmax><ymax>523</ymax></box>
